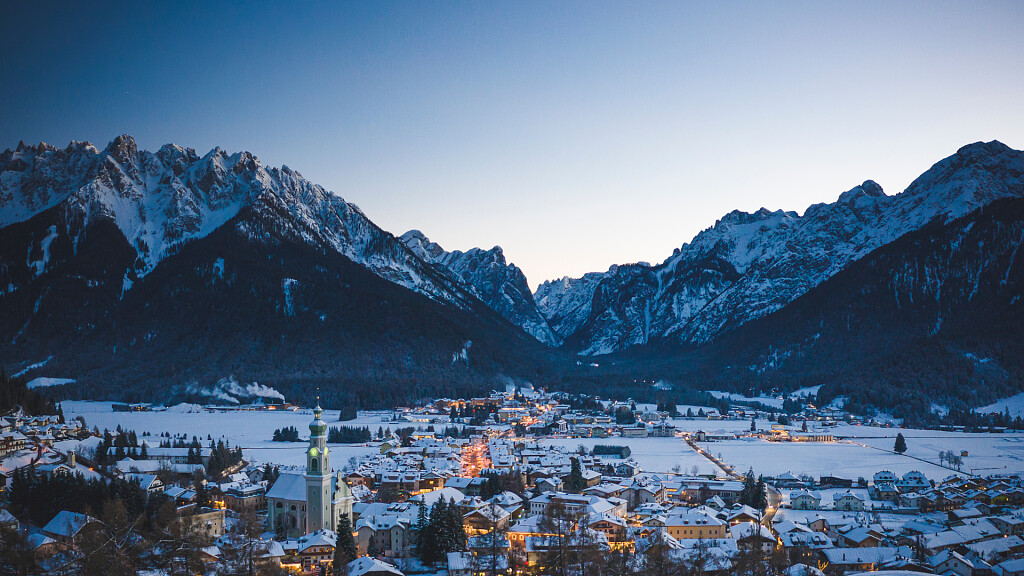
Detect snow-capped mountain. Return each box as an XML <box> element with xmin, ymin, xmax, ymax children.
<box><xmin>690</xmin><ymin>195</ymin><xmax>1024</xmax><ymax>419</ymax></box>
<box><xmin>400</xmin><ymin>230</ymin><xmax>561</xmax><ymax>346</ymax></box>
<box><xmin>0</xmin><ymin>136</ymin><xmax>558</xmax><ymax>404</ymax></box>
<box><xmin>539</xmin><ymin>141</ymin><xmax>1024</xmax><ymax>355</ymax></box>
<box><xmin>534</xmin><ymin>269</ymin><xmax>613</xmax><ymax>342</ymax></box>
<box><xmin>0</xmin><ymin>135</ymin><xmax>479</xmax><ymax>308</ymax></box>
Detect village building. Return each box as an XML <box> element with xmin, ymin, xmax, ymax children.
<box><xmin>266</xmin><ymin>405</ymin><xmax>354</xmax><ymax>537</ymax></box>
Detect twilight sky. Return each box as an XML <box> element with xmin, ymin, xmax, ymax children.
<box><xmin>2</xmin><ymin>2</ymin><xmax>1023</xmax><ymax>288</ymax></box>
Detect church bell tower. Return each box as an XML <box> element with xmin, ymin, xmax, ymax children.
<box><xmin>305</xmin><ymin>403</ymin><xmax>331</xmax><ymax>533</ymax></box>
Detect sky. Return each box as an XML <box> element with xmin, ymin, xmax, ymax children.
<box><xmin>2</xmin><ymin>2</ymin><xmax>1023</xmax><ymax>288</ymax></box>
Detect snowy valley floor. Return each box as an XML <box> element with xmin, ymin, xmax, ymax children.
<box><xmin>63</xmin><ymin>401</ymin><xmax>1024</xmax><ymax>478</ymax></box>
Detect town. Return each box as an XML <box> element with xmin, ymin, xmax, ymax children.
<box><xmin>3</xmin><ymin>385</ymin><xmax>1024</xmax><ymax>576</ymax></box>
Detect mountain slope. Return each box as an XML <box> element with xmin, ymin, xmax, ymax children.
<box><xmin>0</xmin><ymin>136</ymin><xmax>482</xmax><ymax>309</ymax></box>
<box><xmin>0</xmin><ymin>137</ymin><xmax>564</xmax><ymax>405</ymax></box>
<box><xmin>539</xmin><ymin>141</ymin><xmax>1024</xmax><ymax>355</ymax></box>
<box><xmin>615</xmin><ymin>196</ymin><xmax>1024</xmax><ymax>420</ymax></box>
<box><xmin>400</xmin><ymin>230</ymin><xmax>560</xmax><ymax>346</ymax></box>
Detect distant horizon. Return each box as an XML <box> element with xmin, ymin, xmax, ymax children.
<box><xmin>3</xmin><ymin>2</ymin><xmax>1023</xmax><ymax>287</ymax></box>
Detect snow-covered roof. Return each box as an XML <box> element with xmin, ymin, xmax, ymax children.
<box><xmin>346</xmin><ymin>556</ymin><xmax>404</xmax><ymax>576</ymax></box>
<box><xmin>266</xmin><ymin>472</ymin><xmax>306</xmax><ymax>501</ymax></box>
<box><xmin>43</xmin><ymin>511</ymin><xmax>97</xmax><ymax>538</ymax></box>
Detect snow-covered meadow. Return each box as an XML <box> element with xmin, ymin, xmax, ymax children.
<box><xmin>62</xmin><ymin>401</ymin><xmax>1024</xmax><ymax>480</ymax></box>
<box><xmin>537</xmin><ymin>436</ymin><xmax>724</xmax><ymax>476</ymax></box>
<box><xmin>64</xmin><ymin>401</ymin><xmax>412</xmax><ymax>469</ymax></box>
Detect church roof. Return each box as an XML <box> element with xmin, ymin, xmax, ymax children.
<box><xmin>267</xmin><ymin>472</ymin><xmax>306</xmax><ymax>502</ymax></box>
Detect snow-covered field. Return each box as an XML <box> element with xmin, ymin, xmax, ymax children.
<box><xmin>708</xmin><ymin>391</ymin><xmax>785</xmax><ymax>408</ymax></box>
<box><xmin>64</xmin><ymin>401</ymin><xmax>412</xmax><ymax>469</ymax></box>
<box><xmin>978</xmin><ymin>393</ymin><xmax>1024</xmax><ymax>418</ymax></box>
<box><xmin>537</xmin><ymin>436</ymin><xmax>723</xmax><ymax>476</ymax></box>
<box><xmin>27</xmin><ymin>377</ymin><xmax>76</xmax><ymax>389</ymax></box>
<box><xmin>63</xmin><ymin>401</ymin><xmax>1024</xmax><ymax>479</ymax></box>
<box><xmin>696</xmin><ymin>437</ymin><xmax>947</xmax><ymax>479</ymax></box>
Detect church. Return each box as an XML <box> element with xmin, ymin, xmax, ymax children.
<box><xmin>266</xmin><ymin>404</ymin><xmax>354</xmax><ymax>537</ymax></box>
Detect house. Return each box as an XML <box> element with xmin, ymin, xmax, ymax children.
<box><xmin>727</xmin><ymin>504</ymin><xmax>762</xmax><ymax>525</ymax></box>
<box><xmin>779</xmin><ymin>531</ymin><xmax>834</xmax><ymax>565</ymax></box>
<box><xmin>930</xmin><ymin>548</ymin><xmax>990</xmax><ymax>576</ymax></box>
<box><xmin>791</xmin><ymin>490</ymin><xmax>821</xmax><ymax>510</ymax></box>
<box><xmin>731</xmin><ymin>521</ymin><xmax>777</xmax><ymax>553</ymax></box>
<box><xmin>463</xmin><ymin>504</ymin><xmax>512</xmax><ymax>534</ymax></box>
<box><xmin>281</xmin><ymin>530</ymin><xmax>337</xmax><ymax>573</ymax></box>
<box><xmin>897</xmin><ymin>471</ymin><xmax>931</xmax><ymax>493</ymax></box>
<box><xmin>124</xmin><ymin>472</ymin><xmax>163</xmax><ymax>494</ymax></box>
<box><xmin>223</xmin><ymin>483</ymin><xmax>267</xmax><ymax>514</ymax></box>
<box><xmin>869</xmin><ymin>482</ymin><xmax>900</xmax><ymax>502</ymax></box>
<box><xmin>832</xmin><ymin>491</ymin><xmax>865</xmax><ymax>511</ymax></box>
<box><xmin>873</xmin><ymin>471</ymin><xmax>898</xmax><ymax>485</ymax></box>
<box><xmin>820</xmin><ymin>476</ymin><xmax>853</xmax><ymax>489</ymax></box>
<box><xmin>836</xmin><ymin>526</ymin><xmax>882</xmax><ymax>548</ymax></box>
<box><xmin>355</xmin><ymin>512</ymin><xmax>413</xmax><ymax>558</ymax></box>
<box><xmin>622</xmin><ymin>426</ymin><xmax>648</xmax><ymax>438</ymax></box>
<box><xmin>663</xmin><ymin>512</ymin><xmax>727</xmax><ymax>540</ymax></box>
<box><xmin>991</xmin><ymin>515</ymin><xmax>1024</xmax><ymax>536</ymax></box>
<box><xmin>42</xmin><ymin>511</ymin><xmax>100</xmax><ymax>546</ymax></box>
<box><xmin>0</xmin><ymin>508</ymin><xmax>18</xmax><ymax>531</ymax></box>
<box><xmin>821</xmin><ymin>547</ymin><xmax>898</xmax><ymax>572</ymax></box>
<box><xmin>993</xmin><ymin>558</ymin><xmax>1024</xmax><ymax>576</ymax></box>
<box><xmin>178</xmin><ymin>506</ymin><xmax>226</xmax><ymax>540</ymax></box>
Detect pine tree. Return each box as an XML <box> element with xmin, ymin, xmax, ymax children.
<box><xmin>421</xmin><ymin>499</ymin><xmax>445</xmax><ymax>565</ymax></box>
<box><xmin>333</xmin><ymin>514</ymin><xmax>358</xmax><ymax>574</ymax></box>
<box><xmin>567</xmin><ymin>457</ymin><xmax>585</xmax><ymax>493</ymax></box>
<box><xmin>754</xmin><ymin>476</ymin><xmax>768</xmax><ymax>511</ymax></box>
<box><xmin>446</xmin><ymin>500</ymin><xmax>467</xmax><ymax>553</ymax></box>
<box><xmin>414</xmin><ymin>503</ymin><xmax>430</xmax><ymax>561</ymax></box>
<box><xmin>750</xmin><ymin>417</ymin><xmax>757</xmax><ymax>432</ymax></box>
<box><xmin>894</xmin><ymin>433</ymin><xmax>908</xmax><ymax>454</ymax></box>
<box><xmin>194</xmin><ymin>477</ymin><xmax>211</xmax><ymax>509</ymax></box>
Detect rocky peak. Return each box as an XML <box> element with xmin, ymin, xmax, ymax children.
<box><xmin>400</xmin><ymin>229</ymin><xmax>559</xmax><ymax>346</ymax></box>
<box><xmin>103</xmin><ymin>134</ymin><xmax>139</xmax><ymax>165</ymax></box>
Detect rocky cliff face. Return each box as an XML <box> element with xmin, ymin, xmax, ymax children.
<box><xmin>537</xmin><ymin>141</ymin><xmax>1024</xmax><ymax>355</ymax></box>
<box><xmin>401</xmin><ymin>230</ymin><xmax>560</xmax><ymax>346</ymax></box>
<box><xmin>0</xmin><ymin>136</ymin><xmax>557</xmax><ymax>403</ymax></box>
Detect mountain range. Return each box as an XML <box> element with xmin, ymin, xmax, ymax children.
<box><xmin>1</xmin><ymin>136</ymin><xmax>1021</xmax><ymax>416</ymax></box>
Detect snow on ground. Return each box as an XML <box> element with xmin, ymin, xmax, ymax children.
<box><xmin>773</xmin><ymin>506</ymin><xmax>946</xmax><ymax>532</ymax></box>
<box><xmin>537</xmin><ymin>436</ymin><xmax>723</xmax><ymax>476</ymax></box>
<box><xmin>778</xmin><ymin>487</ymin><xmax>873</xmax><ymax>507</ymax></box>
<box><xmin>700</xmin><ymin>437</ymin><xmax>956</xmax><ymax>479</ymax></box>
<box><xmin>708</xmin><ymin>391</ymin><xmax>785</xmax><ymax>409</ymax></box>
<box><xmin>978</xmin><ymin>393</ymin><xmax>1024</xmax><ymax>417</ymax></box>
<box><xmin>64</xmin><ymin>401</ymin><xmax>418</xmax><ymax>469</ymax></box>
<box><xmin>791</xmin><ymin>385</ymin><xmax>822</xmax><ymax>398</ymax></box>
<box><xmin>26</xmin><ymin>377</ymin><xmax>75</xmax><ymax>389</ymax></box>
<box><xmin>61</xmin><ymin>401</ymin><xmax>1024</xmax><ymax>479</ymax></box>
<box><xmin>12</xmin><ymin>356</ymin><xmax>52</xmax><ymax>377</ymax></box>
<box><xmin>853</xmin><ymin>432</ymin><xmax>1024</xmax><ymax>477</ymax></box>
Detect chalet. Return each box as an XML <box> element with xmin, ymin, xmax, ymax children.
<box><xmin>463</xmin><ymin>504</ymin><xmax>512</xmax><ymax>534</ymax></box>
<box><xmin>897</xmin><ymin>471</ymin><xmax>931</xmax><ymax>493</ymax></box>
<box><xmin>779</xmin><ymin>531</ymin><xmax>834</xmax><ymax>565</ymax></box>
<box><xmin>832</xmin><ymin>491</ymin><xmax>865</xmax><ymax>511</ymax></box>
<box><xmin>42</xmin><ymin>511</ymin><xmax>100</xmax><ymax>546</ymax></box>
<box><xmin>731</xmin><ymin>521</ymin><xmax>777</xmax><ymax>553</ymax></box>
<box><xmin>791</xmin><ymin>490</ymin><xmax>821</xmax><ymax>510</ymax></box>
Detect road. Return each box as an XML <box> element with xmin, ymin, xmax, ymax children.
<box><xmin>686</xmin><ymin>436</ymin><xmax>781</xmax><ymax>526</ymax></box>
